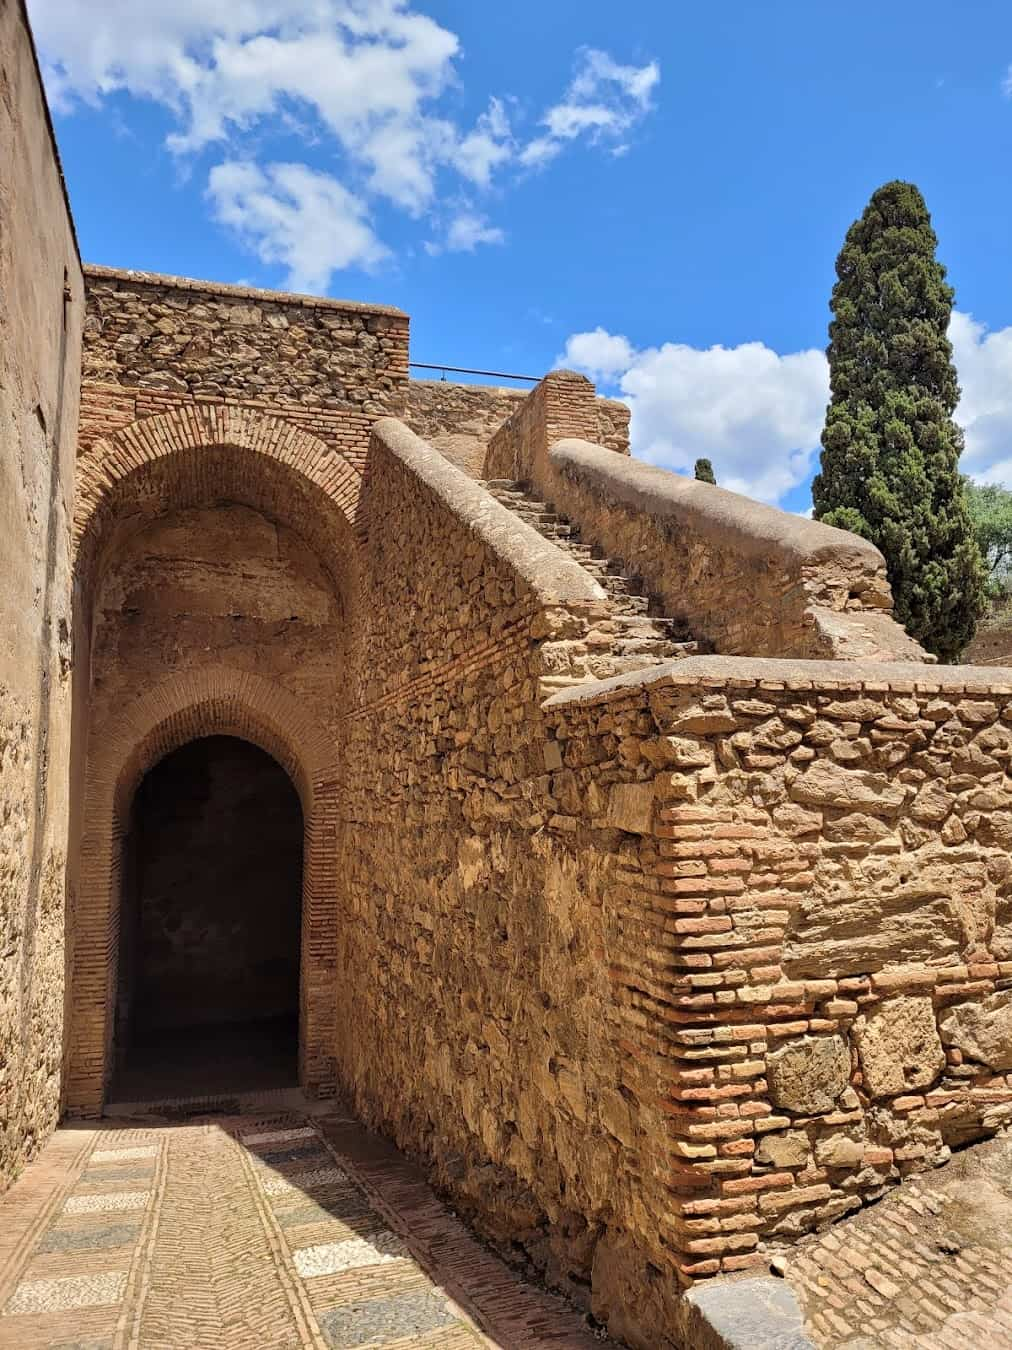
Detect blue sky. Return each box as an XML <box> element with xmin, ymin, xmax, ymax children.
<box><xmin>28</xmin><ymin>0</ymin><xmax>1012</xmax><ymax>511</ymax></box>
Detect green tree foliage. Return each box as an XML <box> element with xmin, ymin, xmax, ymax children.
<box><xmin>811</xmin><ymin>180</ymin><xmax>985</xmax><ymax>660</ymax></box>
<box><xmin>694</xmin><ymin>457</ymin><xmax>716</xmax><ymax>485</ymax></box>
<box><xmin>965</xmin><ymin>480</ymin><xmax>1012</xmax><ymax>598</ymax></box>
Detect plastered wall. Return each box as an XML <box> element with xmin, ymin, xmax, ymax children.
<box><xmin>0</xmin><ymin>0</ymin><xmax>83</xmax><ymax>1189</ymax></box>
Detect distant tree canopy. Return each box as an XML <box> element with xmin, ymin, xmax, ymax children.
<box><xmin>811</xmin><ymin>180</ymin><xmax>985</xmax><ymax>661</ymax></box>
<box><xmin>694</xmin><ymin>457</ymin><xmax>716</xmax><ymax>485</ymax></box>
<box><xmin>965</xmin><ymin>481</ymin><xmax>1012</xmax><ymax>598</ymax></box>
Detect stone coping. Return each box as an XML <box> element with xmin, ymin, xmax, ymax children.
<box><xmin>83</xmin><ymin>263</ymin><xmax>408</xmax><ymax>317</ymax></box>
<box><xmin>551</xmin><ymin>438</ymin><xmax>887</xmax><ymax>569</ymax></box>
<box><xmin>543</xmin><ymin>653</ymin><xmax>1012</xmax><ymax>708</ymax></box>
<box><xmin>372</xmin><ymin>418</ymin><xmax>606</xmax><ymax>606</ymax></box>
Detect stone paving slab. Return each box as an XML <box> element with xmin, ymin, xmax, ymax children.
<box><xmin>0</xmin><ymin>1112</ymin><xmax>601</xmax><ymax>1350</ymax></box>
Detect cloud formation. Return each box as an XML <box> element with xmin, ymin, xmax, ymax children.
<box><xmin>558</xmin><ymin>329</ymin><xmax>829</xmax><ymax>503</ymax></box>
<box><xmin>425</xmin><ymin>212</ymin><xmax>506</xmax><ymax>256</ymax></box>
<box><xmin>207</xmin><ymin>161</ymin><xmax>389</xmax><ymax>292</ymax></box>
<box><xmin>950</xmin><ymin>311</ymin><xmax>1012</xmax><ymax>488</ymax></box>
<box><xmin>520</xmin><ymin>48</ymin><xmax>659</xmax><ymax>168</ymax></box>
<box><xmin>30</xmin><ymin>1</ymin><xmax>659</xmax><ymax>290</ymax></box>
<box><xmin>561</xmin><ymin>314</ymin><xmax>1012</xmax><ymax>506</ymax></box>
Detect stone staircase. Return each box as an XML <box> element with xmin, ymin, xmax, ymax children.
<box><xmin>482</xmin><ymin>479</ymin><xmax>706</xmax><ymax>688</ymax></box>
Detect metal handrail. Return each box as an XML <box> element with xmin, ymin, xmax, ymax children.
<box><xmin>409</xmin><ymin>362</ymin><xmax>540</xmax><ymax>383</ymax></box>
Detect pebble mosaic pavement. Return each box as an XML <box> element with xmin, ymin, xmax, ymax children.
<box><xmin>0</xmin><ymin>1112</ymin><xmax>602</xmax><ymax>1349</ymax></box>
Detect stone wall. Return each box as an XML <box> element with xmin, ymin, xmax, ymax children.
<box><xmin>0</xmin><ymin>0</ymin><xmax>83</xmax><ymax>1190</ymax></box>
<box><xmin>537</xmin><ymin>655</ymin><xmax>1012</xmax><ymax>1345</ymax></box>
<box><xmin>405</xmin><ymin>377</ymin><xmax>629</xmax><ymax>480</ymax></box>
<box><xmin>486</xmin><ymin>371</ymin><xmax>925</xmax><ymax>664</ymax></box>
<box><xmin>88</xmin><ymin>501</ymin><xmax>347</xmax><ymax>743</ymax></box>
<box><xmin>964</xmin><ymin>596</ymin><xmax>1012</xmax><ymax>666</ymax></box>
<box><xmin>80</xmin><ymin>266</ymin><xmax>410</xmax><ymax>475</ymax></box>
<box><xmin>334</xmin><ymin>419</ymin><xmax>666</xmax><ymax>1323</ymax></box>
<box><xmin>405</xmin><ymin>380</ymin><xmax>527</xmax><ymax>477</ymax></box>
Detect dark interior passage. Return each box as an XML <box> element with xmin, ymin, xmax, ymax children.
<box><xmin>112</xmin><ymin>735</ymin><xmax>303</xmax><ymax>1102</ymax></box>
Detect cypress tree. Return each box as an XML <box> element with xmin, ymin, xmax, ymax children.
<box><xmin>811</xmin><ymin>180</ymin><xmax>985</xmax><ymax>660</ymax></box>
<box><xmin>694</xmin><ymin>457</ymin><xmax>716</xmax><ymax>485</ymax></box>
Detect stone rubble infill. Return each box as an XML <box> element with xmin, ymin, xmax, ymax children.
<box><xmin>482</xmin><ymin>479</ymin><xmax>705</xmax><ymax>684</ymax></box>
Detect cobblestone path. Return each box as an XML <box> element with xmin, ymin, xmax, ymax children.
<box><xmin>786</xmin><ymin>1132</ymin><xmax>1012</xmax><ymax>1348</ymax></box>
<box><xmin>0</xmin><ymin>1112</ymin><xmax>601</xmax><ymax>1349</ymax></box>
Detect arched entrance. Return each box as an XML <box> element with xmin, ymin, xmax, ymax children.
<box><xmin>65</xmin><ymin>666</ymin><xmax>340</xmax><ymax>1116</ymax></box>
<box><xmin>67</xmin><ymin>407</ymin><xmax>360</xmax><ymax>1116</ymax></box>
<box><xmin>110</xmin><ymin>735</ymin><xmax>304</xmax><ymax>1102</ymax></box>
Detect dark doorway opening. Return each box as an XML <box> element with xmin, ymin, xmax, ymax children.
<box><xmin>110</xmin><ymin>735</ymin><xmax>304</xmax><ymax>1104</ymax></box>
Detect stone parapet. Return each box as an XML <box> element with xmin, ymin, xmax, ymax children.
<box><xmin>80</xmin><ymin>265</ymin><xmax>410</xmax><ymax>471</ymax></box>
<box><xmin>486</xmin><ymin>372</ymin><xmax>926</xmax><ymax>663</ymax></box>
<box><xmin>549</xmin><ymin>437</ymin><xmax>925</xmax><ymax>662</ymax></box>
<box><xmin>367</xmin><ymin>419</ymin><xmax>607</xmax><ymax>610</ymax></box>
<box><xmin>354</xmin><ymin>419</ymin><xmax>612</xmax><ymax>708</ymax></box>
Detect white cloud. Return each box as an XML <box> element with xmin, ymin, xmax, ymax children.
<box><xmin>560</xmin><ymin>327</ymin><xmax>636</xmax><ymax>381</ymax></box>
<box><xmin>31</xmin><ymin>0</ymin><xmax>461</xmax><ymax>211</ymax></box>
<box><xmin>520</xmin><ymin>47</ymin><xmax>659</xmax><ymax>168</ymax></box>
<box><xmin>30</xmin><ymin>1</ymin><xmax>660</xmax><ymax>290</ymax></box>
<box><xmin>206</xmin><ymin>161</ymin><xmax>388</xmax><ymax>291</ymax></box>
<box><xmin>454</xmin><ymin>98</ymin><xmax>513</xmax><ymax>188</ymax></box>
<box><xmin>950</xmin><ymin>311</ymin><xmax>1012</xmax><ymax>487</ymax></box>
<box><xmin>560</xmin><ymin>312</ymin><xmax>1012</xmax><ymax>506</ymax></box>
<box><xmin>424</xmin><ymin>211</ymin><xmax>505</xmax><ymax>256</ymax></box>
<box><xmin>445</xmin><ymin>213</ymin><xmax>505</xmax><ymax>252</ymax></box>
<box><xmin>558</xmin><ymin>330</ymin><xmax>828</xmax><ymax>504</ymax></box>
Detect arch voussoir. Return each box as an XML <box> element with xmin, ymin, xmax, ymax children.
<box><xmin>72</xmin><ymin>404</ymin><xmax>364</xmax><ymax>603</ymax></box>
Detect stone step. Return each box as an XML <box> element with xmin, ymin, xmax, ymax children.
<box><xmin>482</xmin><ymin>477</ymin><xmax>701</xmax><ymax>676</ymax></box>
<box><xmin>600</xmin><ymin>576</ymin><xmax>643</xmax><ymax>596</ymax></box>
<box><xmin>610</xmin><ymin>595</ymin><xmax>650</xmax><ymax>615</ymax></box>
<box><xmin>613</xmin><ymin>637</ymin><xmax>685</xmax><ymax>655</ymax></box>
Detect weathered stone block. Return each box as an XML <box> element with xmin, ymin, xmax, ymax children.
<box><xmin>783</xmin><ymin>882</ymin><xmax>962</xmax><ymax>979</ymax></box>
<box><xmin>855</xmin><ymin>997</ymin><xmax>945</xmax><ymax>1099</ymax></box>
<box><xmin>754</xmin><ymin>1131</ymin><xmax>811</xmax><ymax>1169</ymax></box>
<box><xmin>789</xmin><ymin>761</ymin><xmax>906</xmax><ymax>813</ymax></box>
<box><xmin>604</xmin><ymin>781</ymin><xmax>655</xmax><ymax>835</ymax></box>
<box><xmin>940</xmin><ymin>992</ymin><xmax>1012</xmax><ymax>1071</ymax></box>
<box><xmin>814</xmin><ymin>1135</ymin><xmax>865</xmax><ymax>1168</ymax></box>
<box><xmin>766</xmin><ymin>1035</ymin><xmax>851</xmax><ymax>1115</ymax></box>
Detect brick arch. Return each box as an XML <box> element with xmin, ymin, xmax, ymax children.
<box><xmin>66</xmin><ymin>665</ymin><xmax>340</xmax><ymax>1116</ymax></box>
<box><xmin>73</xmin><ymin>404</ymin><xmax>364</xmax><ymax>605</ymax></box>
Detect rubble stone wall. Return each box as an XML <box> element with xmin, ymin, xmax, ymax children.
<box><xmin>0</xmin><ymin>0</ymin><xmax>83</xmax><ymax>1190</ymax></box>
<box><xmin>538</xmin><ymin>654</ymin><xmax>1012</xmax><ymax>1344</ymax></box>
<box><xmin>328</xmin><ymin>420</ymin><xmax>1008</xmax><ymax>1348</ymax></box>
<box><xmin>405</xmin><ymin>380</ymin><xmax>527</xmax><ymax>477</ymax></box>
<box><xmin>80</xmin><ymin>266</ymin><xmax>410</xmax><ymax>475</ymax></box>
<box><xmin>334</xmin><ymin>419</ymin><xmax>668</xmax><ymax>1324</ymax></box>
<box><xmin>405</xmin><ymin>377</ymin><xmax>628</xmax><ymax>480</ymax></box>
<box><xmin>486</xmin><ymin>373</ymin><xmax>925</xmax><ymax>664</ymax></box>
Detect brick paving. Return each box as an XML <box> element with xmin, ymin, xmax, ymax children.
<box><xmin>0</xmin><ymin>1111</ymin><xmax>602</xmax><ymax>1349</ymax></box>
<box><xmin>782</xmin><ymin>1131</ymin><xmax>1012</xmax><ymax>1348</ymax></box>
